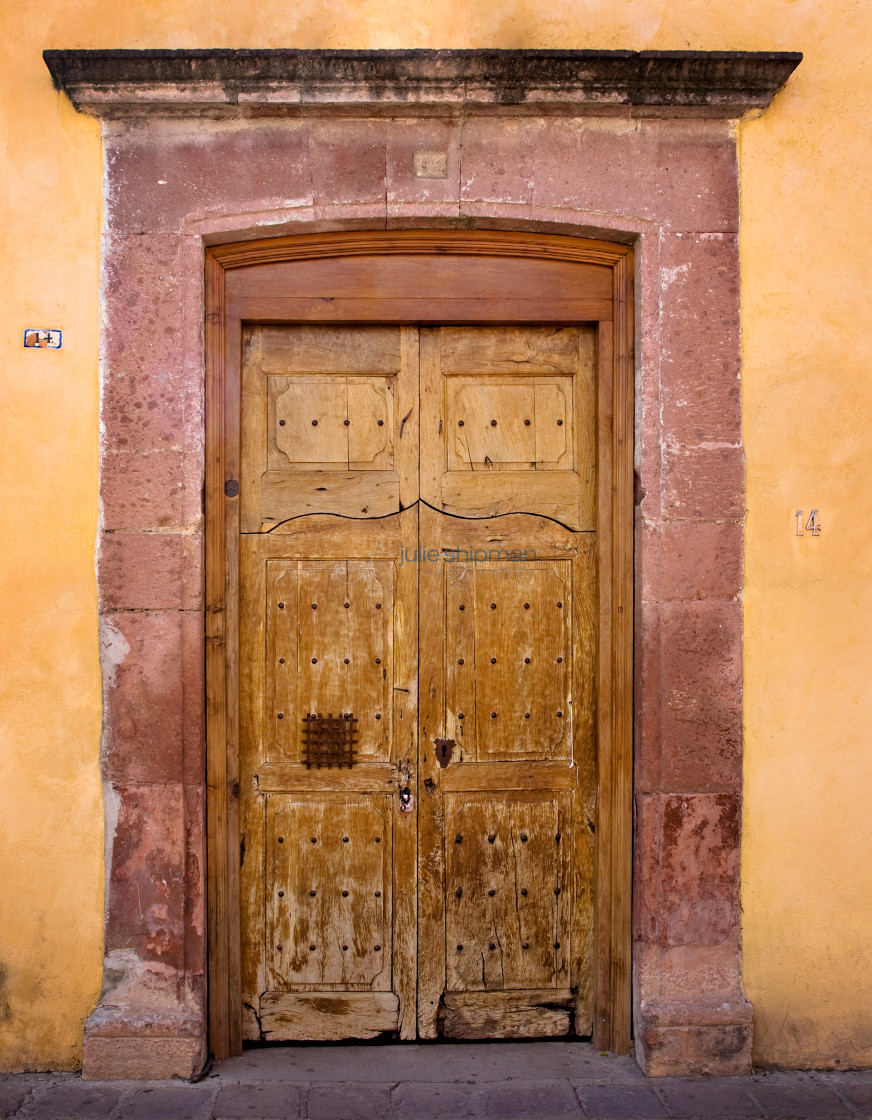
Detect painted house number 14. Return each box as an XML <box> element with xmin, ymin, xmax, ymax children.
<box><xmin>796</xmin><ymin>510</ymin><xmax>822</xmax><ymax>536</ymax></box>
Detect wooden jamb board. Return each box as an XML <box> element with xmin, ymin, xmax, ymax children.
<box><xmin>205</xmin><ymin>229</ymin><xmax>634</xmax><ymax>1059</ymax></box>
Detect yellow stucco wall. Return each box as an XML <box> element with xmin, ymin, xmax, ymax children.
<box><xmin>1</xmin><ymin>0</ymin><xmax>869</xmax><ymax>1071</ymax></box>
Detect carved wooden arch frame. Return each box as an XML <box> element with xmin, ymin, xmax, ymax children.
<box><xmin>204</xmin><ymin>228</ymin><xmax>635</xmax><ymax>1059</ymax></box>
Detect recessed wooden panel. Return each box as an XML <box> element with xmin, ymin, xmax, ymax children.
<box><xmin>422</xmin><ymin>325</ymin><xmax>596</xmax><ymax>528</ymax></box>
<box><xmin>439</xmin><ymin>326</ymin><xmax>581</xmax><ymax>375</ymax></box>
<box><xmin>268</xmin><ymin>560</ymin><xmax>393</xmax><ymax>763</ymax></box>
<box><xmin>261</xmin><ymin>992</ymin><xmax>400</xmax><ymax>1040</ymax></box>
<box><xmin>267</xmin><ymin>795</ymin><xmax>392</xmax><ymax>991</ymax></box>
<box><xmin>444</xmin><ymin>792</ymin><xmax>570</xmax><ymax>992</ymax></box>
<box><xmin>445</xmin><ymin>561</ymin><xmax>571</xmax><ymax>762</ymax></box>
<box><xmin>440</xmin><ymin>990</ymin><xmax>572</xmax><ymax>1039</ymax></box>
<box><xmin>447</xmin><ymin>379</ymin><xmax>571</xmax><ymax>471</ymax></box>
<box><xmin>242</xmin><ymin>324</ymin><xmax>416</xmax><ymax>529</ymax></box>
<box><xmin>273</xmin><ymin>377</ymin><xmax>348</xmax><ymax>465</ymax></box>
<box><xmin>260</xmin><ymin>324</ymin><xmax>403</xmax><ymax>374</ymax></box>
<box><xmin>269</xmin><ymin>375</ymin><xmax>395</xmax><ymax>471</ymax></box>
<box><xmin>348</xmin><ymin>380</ymin><xmax>394</xmax><ymax>469</ymax></box>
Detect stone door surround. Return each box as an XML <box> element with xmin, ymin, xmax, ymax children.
<box><xmin>44</xmin><ymin>48</ymin><xmax>801</xmax><ymax>1081</ymax></box>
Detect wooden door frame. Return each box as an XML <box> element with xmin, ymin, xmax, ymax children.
<box><xmin>205</xmin><ymin>228</ymin><xmax>634</xmax><ymax>1059</ymax></box>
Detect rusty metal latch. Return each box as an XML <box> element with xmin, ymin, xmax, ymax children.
<box><xmin>434</xmin><ymin>738</ymin><xmax>455</xmax><ymax>768</ymax></box>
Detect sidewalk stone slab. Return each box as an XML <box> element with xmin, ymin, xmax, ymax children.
<box><xmin>657</xmin><ymin>1078</ymin><xmax>762</xmax><ymax>1118</ymax></box>
<box><xmin>26</xmin><ymin>1082</ymin><xmax>121</xmax><ymax>1119</ymax></box>
<box><xmin>0</xmin><ymin>1081</ymin><xmax>32</xmax><ymax>1117</ymax></box>
<box><xmin>575</xmin><ymin>1083</ymin><xmax>669</xmax><ymax>1119</ymax></box>
<box><xmin>748</xmin><ymin>1080</ymin><xmax>854</xmax><ymax>1118</ymax></box>
<box><xmin>392</xmin><ymin>1081</ymin><xmax>483</xmax><ymax>1119</ymax></box>
<box><xmin>835</xmin><ymin>1079</ymin><xmax>872</xmax><ymax>1113</ymax></box>
<box><xmin>122</xmin><ymin>1084</ymin><xmax>215</xmax><ymax>1119</ymax></box>
<box><xmin>1</xmin><ymin>1048</ymin><xmax>871</xmax><ymax>1120</ymax></box>
<box><xmin>214</xmin><ymin>1082</ymin><xmax>301</xmax><ymax>1118</ymax></box>
<box><xmin>305</xmin><ymin>1082</ymin><xmax>391</xmax><ymax>1119</ymax></box>
<box><xmin>485</xmin><ymin>1079</ymin><xmax>581</xmax><ymax>1118</ymax></box>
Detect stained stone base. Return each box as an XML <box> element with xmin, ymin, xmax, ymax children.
<box><xmin>636</xmin><ymin>996</ymin><xmax>754</xmax><ymax>1077</ymax></box>
<box><xmin>82</xmin><ymin>1007</ymin><xmax>205</xmax><ymax>1081</ymax></box>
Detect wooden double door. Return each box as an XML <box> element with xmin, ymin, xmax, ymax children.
<box><xmin>239</xmin><ymin>322</ymin><xmax>598</xmax><ymax>1042</ymax></box>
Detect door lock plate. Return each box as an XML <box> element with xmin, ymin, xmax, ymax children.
<box><xmin>434</xmin><ymin>738</ymin><xmax>455</xmax><ymax>768</ymax></box>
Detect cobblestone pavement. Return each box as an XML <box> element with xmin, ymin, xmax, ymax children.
<box><xmin>2</xmin><ymin>1042</ymin><xmax>871</xmax><ymax>1120</ymax></box>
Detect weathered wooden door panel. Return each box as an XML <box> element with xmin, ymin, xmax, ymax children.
<box><xmin>240</xmin><ymin>322</ymin><xmax>419</xmax><ymax>1046</ymax></box>
<box><xmin>242</xmin><ymin>324</ymin><xmax>418</xmax><ymax>529</ymax></box>
<box><xmin>268</xmin><ymin>795</ymin><xmax>393</xmax><ymax>990</ymax></box>
<box><xmin>240</xmin><ymin>506</ymin><xmax>418</xmax><ymax>1041</ymax></box>
<box><xmin>444</xmin><ymin>559</ymin><xmax>572</xmax><ymax>762</ymax></box>
<box><xmin>421</xmin><ymin>326</ymin><xmax>596</xmax><ymax>528</ymax></box>
<box><xmin>444</xmin><ymin>792</ymin><xmax>571</xmax><ymax>991</ymax></box>
<box><xmin>418</xmin><ymin>505</ymin><xmax>596</xmax><ymax>1039</ymax></box>
<box><xmin>240</xmin><ymin>321</ymin><xmax>596</xmax><ymax>1044</ymax></box>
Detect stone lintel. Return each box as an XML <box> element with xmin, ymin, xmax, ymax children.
<box><xmin>43</xmin><ymin>48</ymin><xmax>802</xmax><ymax>119</ymax></box>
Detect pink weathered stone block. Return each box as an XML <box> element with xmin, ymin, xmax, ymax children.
<box><xmin>311</xmin><ymin>202</ymin><xmax>387</xmax><ymax>224</ymax></box>
<box><xmin>662</xmin><ymin>445</ymin><xmax>745</xmax><ymax>521</ymax></box>
<box><xmin>386</xmin><ymin>119</ymin><xmax>462</xmax><ymax>204</ymax></box>
<box><xmin>102</xmin><ymin>609</ymin><xmax>205</xmax><ymax>786</ymax></box>
<box><xmin>106</xmin><ymin>123</ymin><xmax>312</xmax><ymax>234</ymax></box>
<box><xmin>99</xmin><ymin>533</ymin><xmax>183</xmax><ymax>611</ymax></box>
<box><xmin>180</xmin><ymin>609</ymin><xmax>206</xmax><ymax>787</ymax></box>
<box><xmin>105</xmin><ymin>783</ymin><xmax>187</xmax><ymax>969</ymax></box>
<box><xmin>659</xmin><ymin>233</ymin><xmax>741</xmax><ymax>447</ymax></box>
<box><xmin>460</xmin><ymin>117</ymin><xmax>543</xmax><ymax>204</ymax></box>
<box><xmin>634</xmin><ymin>603</ymin><xmax>663</xmax><ymax>795</ymax></box>
<box><xmin>309</xmin><ymin>119</ymin><xmax>387</xmax><ymax>205</ymax></box>
<box><xmin>657</xmin><ymin>943</ymin><xmax>746</xmax><ymax>1000</ymax></box>
<box><xmin>387</xmin><ymin>202</ymin><xmax>463</xmax><ymax>224</ymax></box>
<box><xmin>183</xmin><ymin>783</ymin><xmax>207</xmax><ymax>975</ymax></box>
<box><xmin>83</xmin><ymin>1036</ymin><xmax>205</xmax><ymax>1082</ymax></box>
<box><xmin>101</xmin><ymin>450</ymin><xmax>187</xmax><ymax>531</ymax></box>
<box><xmin>102</xmin><ymin>234</ymin><xmax>204</xmax><ymax>454</ymax></box>
<box><xmin>638</xmin><ymin>519</ymin><xmax>662</xmax><ymax>605</ymax></box>
<box><xmin>660</xmin><ymin>601</ymin><xmax>742</xmax><ymax>792</ymax></box>
<box><xmin>459</xmin><ymin>201</ymin><xmax>534</xmax><ymax>223</ymax></box>
<box><xmin>660</xmin><ymin>522</ymin><xmax>743</xmax><ymax>602</ymax></box>
<box><xmin>639</xmin><ymin>1021</ymin><xmax>752</xmax><ymax>1077</ymax></box>
<box><xmin>635</xmin><ymin>235</ymin><xmax>665</xmax><ymax>526</ymax></box>
<box><xmin>658</xmin><ymin>793</ymin><xmax>741</xmax><ymax>945</ymax></box>
<box><xmin>533</xmin><ymin>119</ymin><xmax>738</xmax><ymax>233</ymax></box>
<box><xmin>633</xmin><ymin>793</ymin><xmax>661</xmax><ymax>944</ymax></box>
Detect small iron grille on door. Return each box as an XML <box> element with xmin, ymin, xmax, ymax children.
<box><xmin>302</xmin><ymin>713</ymin><xmax>358</xmax><ymax>769</ymax></box>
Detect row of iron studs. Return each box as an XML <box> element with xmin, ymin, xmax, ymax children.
<box><xmin>276</xmin><ymin>597</ymin><xmax>384</xmax><ymax>723</ymax></box>
<box><xmin>275</xmin><ymin>831</ymin><xmax>383</xmax><ymax>955</ymax></box>
<box><xmin>454</xmin><ymin>827</ymin><xmax>562</xmax><ymax>953</ymax></box>
<box><xmin>456</xmin><ymin>599</ymin><xmax>566</xmax><ymax>721</ymax></box>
